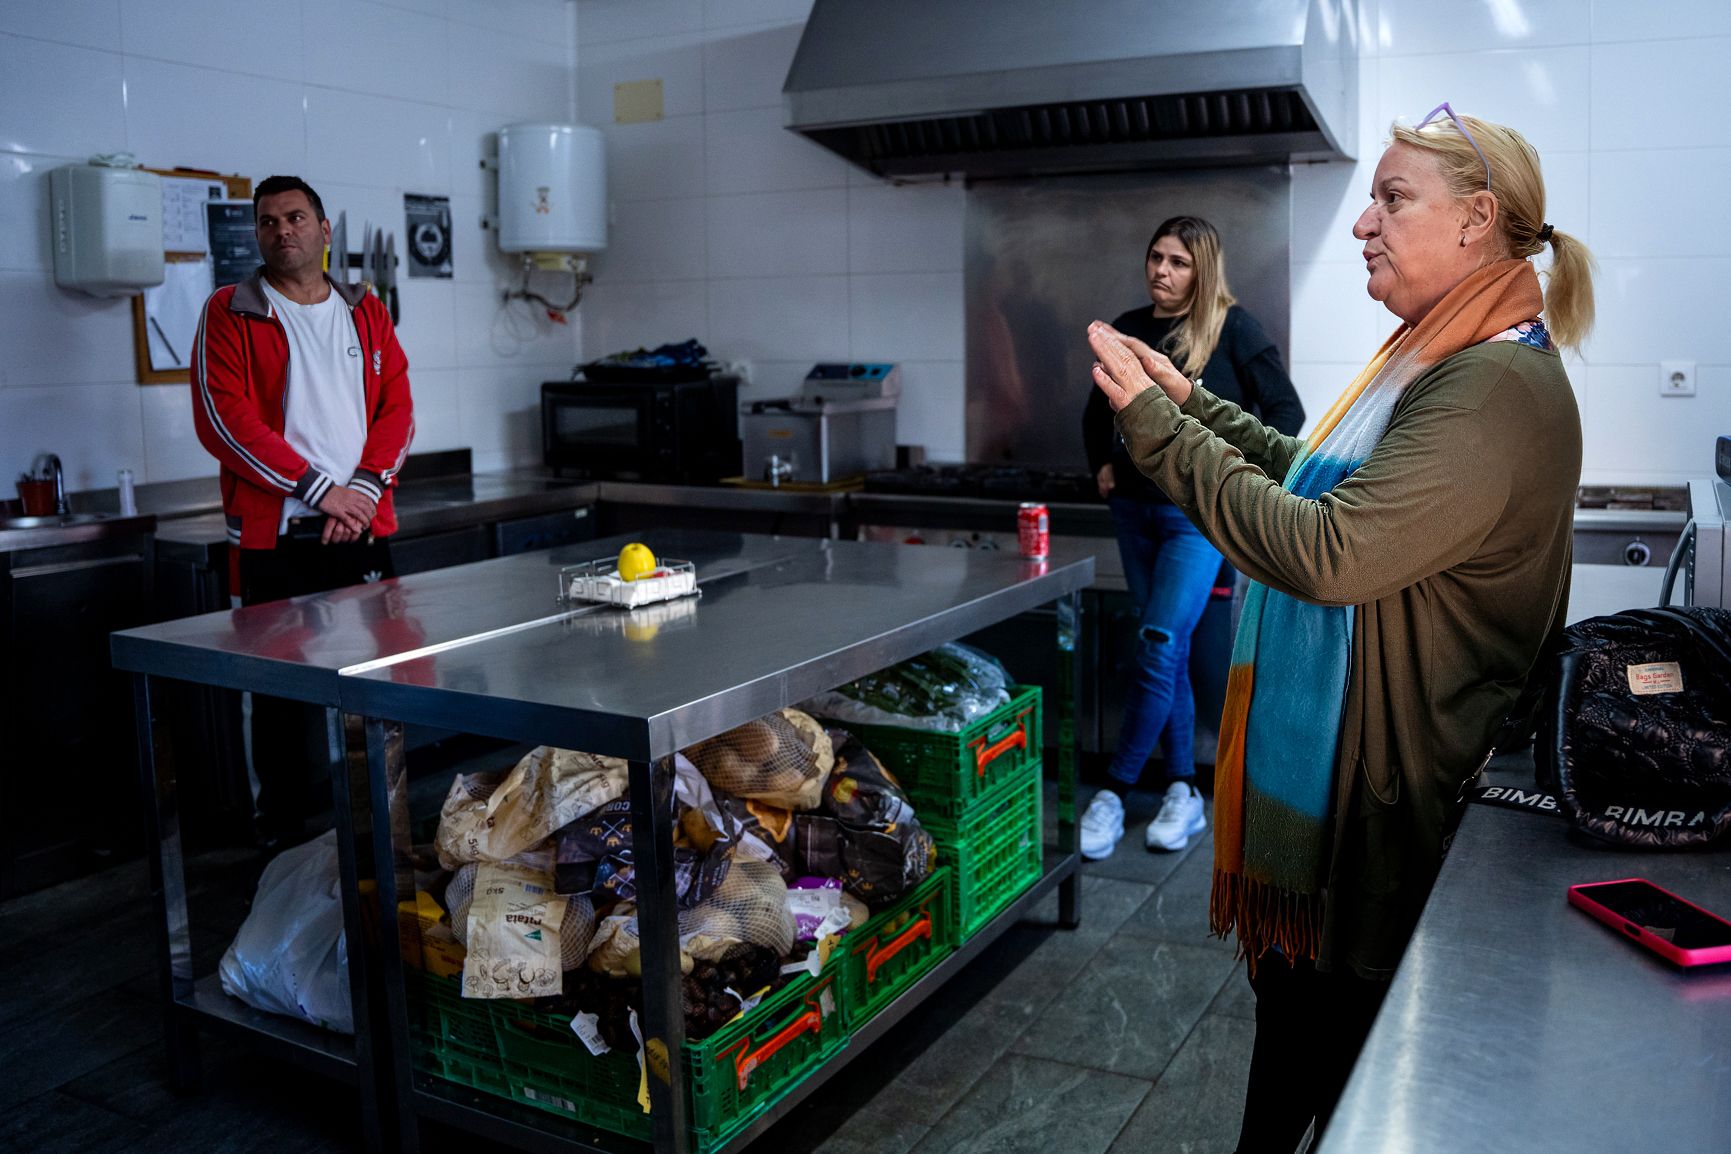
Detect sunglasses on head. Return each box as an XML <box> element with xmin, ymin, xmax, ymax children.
<box><xmin>1415</xmin><ymin>102</ymin><xmax>1492</xmax><ymax>193</ymax></box>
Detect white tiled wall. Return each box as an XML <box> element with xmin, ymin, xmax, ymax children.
<box><xmin>1290</xmin><ymin>0</ymin><xmax>1731</xmax><ymax>487</ymax></box>
<box><xmin>5</xmin><ymin>2</ymin><xmax>1726</xmax><ymax>493</ymax></box>
<box><xmin>580</xmin><ymin>0</ymin><xmax>1728</xmax><ymax>483</ymax></box>
<box><xmin>575</xmin><ymin>0</ymin><xmax>970</xmax><ymax>460</ymax></box>
<box><xmin>0</xmin><ymin>0</ymin><xmax>580</xmax><ymax>492</ymax></box>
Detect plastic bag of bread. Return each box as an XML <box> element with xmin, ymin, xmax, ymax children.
<box><xmin>683</xmin><ymin>709</ymin><xmax>834</xmax><ymax>811</ymax></box>
<box><xmin>435</xmin><ymin>747</ymin><xmax>629</xmax><ymax>871</ymax></box>
<box><xmin>552</xmin><ymin>796</ymin><xmax>732</xmax><ymax>909</ymax></box>
<box><xmin>794</xmin><ymin>730</ymin><xmax>936</xmax><ymax>907</ymax></box>
<box><xmin>713</xmin><ymin>794</ymin><xmax>799</xmax><ymax>881</ymax></box>
<box><xmin>553</xmin><ymin>756</ymin><xmax>739</xmax><ymax>906</ymax></box>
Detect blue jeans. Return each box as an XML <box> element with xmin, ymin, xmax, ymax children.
<box><xmin>1107</xmin><ymin>498</ymin><xmax>1223</xmax><ymax>789</ymax></box>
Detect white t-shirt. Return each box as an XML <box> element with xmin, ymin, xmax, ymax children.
<box><xmin>261</xmin><ymin>279</ymin><xmax>368</xmax><ymax>533</ymax></box>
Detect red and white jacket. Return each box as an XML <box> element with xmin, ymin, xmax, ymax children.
<box><xmin>190</xmin><ymin>272</ymin><xmax>415</xmax><ymax>551</ymax></box>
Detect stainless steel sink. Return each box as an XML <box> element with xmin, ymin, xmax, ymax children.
<box><xmin>0</xmin><ymin>510</ymin><xmax>154</xmax><ymax>550</ymax></box>
<box><xmin>0</xmin><ymin>513</ymin><xmax>116</xmax><ymax>529</ymax></box>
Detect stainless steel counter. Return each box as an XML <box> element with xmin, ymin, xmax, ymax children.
<box><xmin>154</xmin><ymin>474</ymin><xmax>598</xmax><ymax>562</ymax></box>
<box><xmin>595</xmin><ymin>480</ymin><xmax>849</xmax><ymax>518</ymax></box>
<box><xmin>1320</xmin><ymin>761</ymin><xmax>1731</xmax><ymax>1154</ymax></box>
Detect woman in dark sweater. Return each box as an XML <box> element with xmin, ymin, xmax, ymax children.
<box><xmin>1080</xmin><ymin>215</ymin><xmax>1305</xmax><ymax>860</ymax></box>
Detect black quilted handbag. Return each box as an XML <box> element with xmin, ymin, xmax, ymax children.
<box><xmin>1536</xmin><ymin>607</ymin><xmax>1731</xmax><ymax>848</ymax></box>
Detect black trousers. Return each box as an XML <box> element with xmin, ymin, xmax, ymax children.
<box><xmin>1234</xmin><ymin>955</ymin><xmax>1390</xmax><ymax>1154</ymax></box>
<box><xmin>238</xmin><ymin>529</ymin><xmax>394</xmax><ymax>841</ymax></box>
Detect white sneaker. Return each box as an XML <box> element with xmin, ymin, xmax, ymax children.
<box><xmin>1146</xmin><ymin>781</ymin><xmax>1207</xmax><ymax>852</ymax></box>
<box><xmin>1080</xmin><ymin>789</ymin><xmax>1126</xmax><ymax>860</ymax></box>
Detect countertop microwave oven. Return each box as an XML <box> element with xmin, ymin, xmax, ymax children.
<box><xmin>1683</xmin><ymin>476</ymin><xmax>1730</xmax><ymax>610</ymax></box>
<box><xmin>542</xmin><ymin>373</ymin><xmax>741</xmax><ymax>483</ymax></box>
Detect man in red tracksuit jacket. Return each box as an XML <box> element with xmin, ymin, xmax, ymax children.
<box><xmin>191</xmin><ymin>174</ymin><xmax>414</xmax><ymax>847</ymax></box>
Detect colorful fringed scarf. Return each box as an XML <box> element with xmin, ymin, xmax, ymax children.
<box><xmin>1210</xmin><ymin>259</ymin><xmax>1548</xmax><ymax>965</ymax></box>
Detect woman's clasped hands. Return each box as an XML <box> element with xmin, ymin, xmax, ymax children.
<box><xmin>1088</xmin><ymin>320</ymin><xmax>1194</xmax><ymax>411</ymax></box>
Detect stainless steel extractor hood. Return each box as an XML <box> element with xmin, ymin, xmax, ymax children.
<box><xmin>783</xmin><ymin>0</ymin><xmax>1358</xmax><ymax>179</ymax></box>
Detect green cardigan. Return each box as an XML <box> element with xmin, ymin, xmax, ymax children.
<box><xmin>1115</xmin><ymin>340</ymin><xmax>1580</xmax><ymax>978</ymax></box>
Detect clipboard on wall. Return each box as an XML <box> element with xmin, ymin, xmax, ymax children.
<box><xmin>131</xmin><ymin>168</ymin><xmax>251</xmax><ymax>385</ymax></box>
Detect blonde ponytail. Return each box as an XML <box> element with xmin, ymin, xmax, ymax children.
<box><xmin>1539</xmin><ymin>227</ymin><xmax>1596</xmax><ymax>352</ymax></box>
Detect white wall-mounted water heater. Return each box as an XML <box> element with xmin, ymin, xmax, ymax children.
<box><xmin>49</xmin><ymin>164</ymin><xmax>165</xmax><ymax>297</ymax></box>
<box><xmin>497</xmin><ymin>123</ymin><xmax>606</xmax><ymax>255</ymax></box>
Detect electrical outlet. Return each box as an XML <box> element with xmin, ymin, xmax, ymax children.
<box><xmin>1659</xmin><ymin>360</ymin><xmax>1696</xmax><ymax>397</ymax></box>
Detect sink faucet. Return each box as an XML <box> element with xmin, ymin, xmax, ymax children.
<box><xmin>33</xmin><ymin>453</ymin><xmax>68</xmax><ymax>515</ymax></box>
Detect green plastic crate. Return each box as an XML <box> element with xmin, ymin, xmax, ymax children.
<box><xmin>839</xmin><ymin>867</ymin><xmax>955</xmax><ymax>1028</ymax></box>
<box><xmin>823</xmin><ymin>684</ymin><xmax>1042</xmax><ymax>824</ymax></box>
<box><xmin>410</xmin><ymin>961</ymin><xmax>847</xmax><ymax>1152</ymax></box>
<box><xmin>412</xmin><ymin>969</ymin><xmax>513</xmax><ymax>1098</ymax></box>
<box><xmin>924</xmin><ymin>769</ymin><xmax>1044</xmax><ymax>941</ymax></box>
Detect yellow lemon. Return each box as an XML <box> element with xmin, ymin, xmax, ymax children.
<box><xmin>617</xmin><ymin>542</ymin><xmax>657</xmax><ymax>582</ymax></box>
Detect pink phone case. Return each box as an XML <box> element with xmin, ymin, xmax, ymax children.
<box><xmin>1568</xmin><ymin>878</ymin><xmax>1731</xmax><ymax>967</ymax></box>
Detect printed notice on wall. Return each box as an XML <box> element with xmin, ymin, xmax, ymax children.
<box><xmin>206</xmin><ymin>200</ymin><xmax>261</xmax><ymax>289</ymax></box>
<box><xmin>161</xmin><ymin>177</ymin><xmax>227</xmax><ymax>253</ymax></box>
<box><xmin>404</xmin><ymin>193</ymin><xmax>452</xmax><ymax>278</ymax></box>
<box><xmin>1627</xmin><ymin>661</ymin><xmax>1684</xmax><ymax>696</ymax></box>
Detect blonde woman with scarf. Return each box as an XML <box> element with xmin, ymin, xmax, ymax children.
<box><xmin>1089</xmin><ymin>106</ymin><xmax>1592</xmax><ymax>1153</ymax></box>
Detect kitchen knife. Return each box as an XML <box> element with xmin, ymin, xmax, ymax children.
<box><xmin>372</xmin><ymin>229</ymin><xmax>385</xmax><ymax>310</ymax></box>
<box><xmin>383</xmin><ymin>230</ymin><xmax>399</xmax><ymax>324</ymax></box>
<box><xmin>329</xmin><ymin>210</ymin><xmax>347</xmax><ymax>283</ymax></box>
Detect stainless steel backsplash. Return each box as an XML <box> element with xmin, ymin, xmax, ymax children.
<box><xmin>965</xmin><ymin>168</ymin><xmax>1291</xmax><ymax>467</ymax></box>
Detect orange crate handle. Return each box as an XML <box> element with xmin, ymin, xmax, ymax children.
<box><xmin>734</xmin><ymin>1008</ymin><xmax>823</xmax><ymax>1092</ymax></box>
<box><xmin>970</xmin><ymin>707</ymin><xmax>1033</xmax><ymax>777</ymax></box>
<box><xmin>865</xmin><ymin>913</ymin><xmax>932</xmax><ymax>985</ymax></box>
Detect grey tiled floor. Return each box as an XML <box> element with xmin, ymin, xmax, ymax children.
<box><xmin>1</xmin><ymin>783</ymin><xmax>1253</xmax><ymax>1154</ymax></box>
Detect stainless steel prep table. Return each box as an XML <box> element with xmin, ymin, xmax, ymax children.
<box><xmin>114</xmin><ymin>529</ymin><xmax>1093</xmax><ymax>1154</ymax></box>
<box><xmin>112</xmin><ymin>531</ymin><xmax>844</xmax><ymax>1152</ymax></box>
<box><xmin>1319</xmin><ymin>763</ymin><xmax>1731</xmax><ymax>1154</ymax></box>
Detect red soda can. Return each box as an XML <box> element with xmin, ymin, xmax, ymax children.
<box><xmin>1017</xmin><ymin>502</ymin><xmax>1049</xmax><ymax>559</ymax></box>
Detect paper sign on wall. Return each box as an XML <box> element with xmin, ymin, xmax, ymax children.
<box><xmin>161</xmin><ymin>176</ymin><xmax>226</xmax><ymax>253</ymax></box>
<box><xmin>142</xmin><ymin>261</ymin><xmax>209</xmax><ymax>371</ymax></box>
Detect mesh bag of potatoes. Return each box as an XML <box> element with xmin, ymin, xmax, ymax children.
<box><xmin>683</xmin><ymin>709</ymin><xmax>834</xmax><ymax>811</ymax></box>
<box><xmin>446</xmin><ymin>858</ymin><xmax>599</xmax><ymax>975</ymax></box>
<box><xmin>584</xmin><ymin>860</ymin><xmax>797</xmax><ymax>979</ymax></box>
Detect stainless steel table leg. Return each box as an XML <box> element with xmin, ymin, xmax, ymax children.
<box><xmin>134</xmin><ymin>672</ymin><xmax>201</xmax><ymax>1090</ymax></box>
<box><xmin>628</xmin><ymin>756</ymin><xmax>692</xmax><ymax>1154</ymax></box>
<box><xmin>362</xmin><ymin>717</ymin><xmax>421</xmax><ymax>1154</ymax></box>
<box><xmin>329</xmin><ymin>711</ymin><xmax>397</xmax><ymax>1153</ymax></box>
<box><xmin>1057</xmin><ymin>591</ymin><xmax>1082</xmax><ymax>929</ymax></box>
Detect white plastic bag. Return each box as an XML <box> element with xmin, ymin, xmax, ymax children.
<box><xmin>218</xmin><ymin>830</ymin><xmax>353</xmax><ymax>1034</ymax></box>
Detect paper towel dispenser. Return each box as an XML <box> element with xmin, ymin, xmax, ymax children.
<box><xmin>49</xmin><ymin>165</ymin><xmax>165</xmax><ymax>297</ymax></box>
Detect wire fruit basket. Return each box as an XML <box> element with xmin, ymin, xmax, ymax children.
<box><xmin>558</xmin><ymin>557</ymin><xmax>697</xmax><ymax>609</ymax></box>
